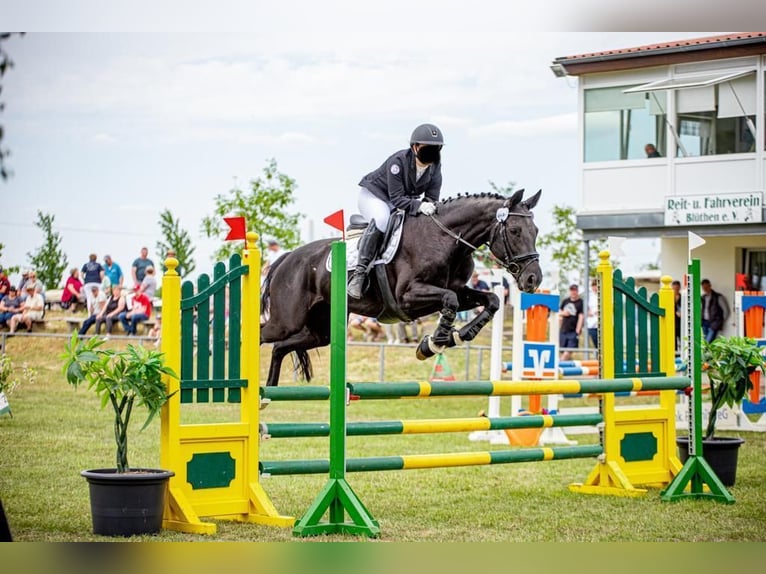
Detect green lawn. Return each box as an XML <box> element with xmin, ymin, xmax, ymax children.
<box><xmin>1</xmin><ymin>335</ymin><xmax>764</xmax><ymax>542</ymax></box>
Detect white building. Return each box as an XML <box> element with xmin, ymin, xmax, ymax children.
<box><xmin>552</xmin><ymin>33</ymin><xmax>766</xmax><ymax>336</ymax></box>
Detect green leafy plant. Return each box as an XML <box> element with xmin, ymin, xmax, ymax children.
<box><xmin>0</xmin><ymin>353</ymin><xmax>36</xmax><ymax>396</ymax></box>
<box><xmin>702</xmin><ymin>335</ymin><xmax>766</xmax><ymax>439</ymax></box>
<box><xmin>62</xmin><ymin>333</ymin><xmax>176</xmax><ymax>472</ymax></box>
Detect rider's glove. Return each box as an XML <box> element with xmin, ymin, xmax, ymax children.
<box><xmin>418</xmin><ymin>201</ymin><xmax>436</xmax><ymax>216</ymax></box>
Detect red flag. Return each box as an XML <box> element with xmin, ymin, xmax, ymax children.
<box><xmin>323</xmin><ymin>209</ymin><xmax>345</xmax><ymax>241</ymax></box>
<box><xmin>224</xmin><ymin>216</ymin><xmax>247</xmax><ymax>241</ymax></box>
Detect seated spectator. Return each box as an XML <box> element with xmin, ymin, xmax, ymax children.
<box><xmin>81</xmin><ymin>253</ymin><xmax>105</xmax><ymax>310</ymax></box>
<box><xmin>9</xmin><ymin>285</ymin><xmax>44</xmax><ymax>333</ymax></box>
<box><xmin>147</xmin><ymin>315</ymin><xmax>162</xmax><ymax>347</ymax></box>
<box><xmin>21</xmin><ymin>270</ymin><xmax>45</xmax><ymax>304</ymax></box>
<box><xmin>348</xmin><ymin>313</ymin><xmax>385</xmax><ymax>342</ymax></box>
<box><xmin>138</xmin><ymin>266</ymin><xmax>157</xmax><ymax>299</ymax></box>
<box><xmin>0</xmin><ymin>266</ymin><xmax>10</xmax><ymax>301</ymax></box>
<box><xmin>0</xmin><ymin>287</ymin><xmax>23</xmax><ymax>327</ymax></box>
<box><xmin>96</xmin><ymin>284</ymin><xmax>126</xmax><ymax>336</ymax></box>
<box><xmin>61</xmin><ymin>268</ymin><xmax>85</xmax><ymax>312</ymax></box>
<box><xmin>120</xmin><ymin>289</ymin><xmax>152</xmax><ymax>335</ymax></box>
<box><xmin>78</xmin><ymin>286</ymin><xmax>107</xmax><ymax>336</ymax></box>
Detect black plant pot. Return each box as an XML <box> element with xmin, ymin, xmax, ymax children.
<box><xmin>81</xmin><ymin>468</ymin><xmax>174</xmax><ymax>537</ymax></box>
<box><xmin>675</xmin><ymin>436</ymin><xmax>745</xmax><ymax>487</ymax></box>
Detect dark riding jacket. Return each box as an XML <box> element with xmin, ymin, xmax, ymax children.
<box><xmin>359</xmin><ymin>148</ymin><xmax>442</xmax><ymax>215</ymax></box>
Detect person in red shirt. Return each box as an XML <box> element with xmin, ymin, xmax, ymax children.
<box><xmin>0</xmin><ymin>266</ymin><xmax>11</xmax><ymax>301</ymax></box>
<box><xmin>60</xmin><ymin>268</ymin><xmax>84</xmax><ymax>312</ymax></box>
<box><xmin>119</xmin><ymin>291</ymin><xmax>152</xmax><ymax>335</ymax></box>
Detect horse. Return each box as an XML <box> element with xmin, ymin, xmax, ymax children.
<box><xmin>260</xmin><ymin>188</ymin><xmax>543</xmax><ymax>387</ymax></box>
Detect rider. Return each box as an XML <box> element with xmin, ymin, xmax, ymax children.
<box><xmin>347</xmin><ymin>123</ymin><xmax>444</xmax><ymax>299</ymax></box>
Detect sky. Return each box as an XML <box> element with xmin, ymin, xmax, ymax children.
<box><xmin>0</xmin><ymin>4</ymin><xmax>751</xmax><ymax>289</ymax></box>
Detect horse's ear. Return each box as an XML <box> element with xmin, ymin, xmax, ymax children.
<box><xmin>522</xmin><ymin>189</ymin><xmax>542</xmax><ymax>210</ymax></box>
<box><xmin>508</xmin><ymin>188</ymin><xmax>525</xmax><ymax>208</ymax></box>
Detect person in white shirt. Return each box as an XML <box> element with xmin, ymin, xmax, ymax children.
<box><xmin>586</xmin><ymin>279</ymin><xmax>599</xmax><ymax>348</ymax></box>
<box><xmin>9</xmin><ymin>285</ymin><xmax>44</xmax><ymax>333</ymax></box>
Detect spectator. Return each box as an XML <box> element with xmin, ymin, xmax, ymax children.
<box><xmin>81</xmin><ymin>254</ymin><xmax>104</xmax><ymax>310</ymax></box>
<box><xmin>78</xmin><ymin>285</ymin><xmax>107</xmax><ymax>336</ymax></box>
<box><xmin>262</xmin><ymin>240</ymin><xmax>286</xmax><ymax>276</ymax></box>
<box><xmin>138</xmin><ymin>266</ymin><xmax>157</xmax><ymax>299</ymax></box>
<box><xmin>586</xmin><ymin>278</ymin><xmax>599</xmax><ymax>348</ymax></box>
<box><xmin>16</xmin><ymin>270</ymin><xmax>30</xmax><ymax>292</ymax></box>
<box><xmin>21</xmin><ymin>271</ymin><xmax>45</xmax><ymax>306</ymax></box>
<box><xmin>645</xmin><ymin>143</ymin><xmax>661</xmax><ymax>158</ymax></box>
<box><xmin>120</xmin><ymin>289</ymin><xmax>152</xmax><ymax>336</ymax></box>
<box><xmin>147</xmin><ymin>314</ymin><xmax>162</xmax><ymax>347</ymax></box>
<box><xmin>0</xmin><ymin>266</ymin><xmax>10</xmax><ymax>301</ymax></box>
<box><xmin>96</xmin><ymin>284</ymin><xmax>126</xmax><ymax>336</ymax></box>
<box><xmin>0</xmin><ymin>287</ymin><xmax>23</xmax><ymax>328</ymax></box>
<box><xmin>9</xmin><ymin>285</ymin><xmax>44</xmax><ymax>334</ymax></box>
<box><xmin>61</xmin><ymin>268</ymin><xmax>85</xmax><ymax>313</ymax></box>
<box><xmin>559</xmin><ymin>284</ymin><xmax>584</xmax><ymax>361</ymax></box>
<box><xmin>131</xmin><ymin>247</ymin><xmax>154</xmax><ymax>288</ymax></box>
<box><xmin>700</xmin><ymin>279</ymin><xmax>729</xmax><ymax>343</ymax></box>
<box><xmin>103</xmin><ymin>255</ymin><xmax>124</xmax><ymax>287</ymax></box>
<box><xmin>469</xmin><ymin>271</ymin><xmax>490</xmax><ymax>292</ymax></box>
<box><xmin>348</xmin><ymin>314</ymin><xmax>385</xmax><ymax>342</ymax></box>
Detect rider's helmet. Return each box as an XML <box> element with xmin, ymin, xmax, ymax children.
<box><xmin>410</xmin><ymin>123</ymin><xmax>444</xmax><ymax>146</ymax></box>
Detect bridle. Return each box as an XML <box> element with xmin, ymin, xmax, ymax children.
<box><xmin>427</xmin><ymin>204</ymin><xmax>540</xmax><ymax>277</ymax></box>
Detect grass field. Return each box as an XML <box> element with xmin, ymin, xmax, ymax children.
<box><xmin>1</xmin><ymin>330</ymin><xmax>765</xmax><ymax>542</ymax></box>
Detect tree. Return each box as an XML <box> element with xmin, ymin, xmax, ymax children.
<box><xmin>0</xmin><ymin>33</ymin><xmax>23</xmax><ymax>181</ymax></box>
<box><xmin>201</xmin><ymin>158</ymin><xmax>303</xmax><ymax>263</ymax></box>
<box><xmin>537</xmin><ymin>204</ymin><xmax>607</xmax><ymax>291</ymax></box>
<box><xmin>27</xmin><ymin>211</ymin><xmax>68</xmax><ymax>289</ymax></box>
<box><xmin>156</xmin><ymin>208</ymin><xmax>196</xmax><ymax>277</ymax></box>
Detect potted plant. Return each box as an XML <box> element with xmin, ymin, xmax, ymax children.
<box><xmin>677</xmin><ymin>335</ymin><xmax>766</xmax><ymax>486</ymax></box>
<box><xmin>62</xmin><ymin>333</ymin><xmax>177</xmax><ymax>536</ymax></box>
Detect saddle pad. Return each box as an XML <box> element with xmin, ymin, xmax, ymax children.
<box><xmin>325</xmin><ymin>216</ymin><xmax>404</xmax><ymax>272</ymax></box>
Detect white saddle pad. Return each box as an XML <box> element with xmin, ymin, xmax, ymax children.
<box><xmin>325</xmin><ymin>222</ymin><xmax>404</xmax><ymax>272</ymax></box>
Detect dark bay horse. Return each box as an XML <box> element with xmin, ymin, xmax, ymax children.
<box><xmin>260</xmin><ymin>189</ymin><xmax>543</xmax><ymax>387</ymax></box>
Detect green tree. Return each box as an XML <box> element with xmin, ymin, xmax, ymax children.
<box><xmin>537</xmin><ymin>204</ymin><xmax>607</xmax><ymax>291</ymax></box>
<box><xmin>156</xmin><ymin>208</ymin><xmax>196</xmax><ymax>277</ymax></box>
<box><xmin>27</xmin><ymin>210</ymin><xmax>68</xmax><ymax>288</ymax></box>
<box><xmin>201</xmin><ymin>158</ymin><xmax>303</xmax><ymax>263</ymax></box>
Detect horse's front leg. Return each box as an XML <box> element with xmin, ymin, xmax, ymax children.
<box><xmin>407</xmin><ymin>291</ymin><xmax>460</xmax><ymax>361</ymax></box>
<box><xmin>452</xmin><ymin>287</ymin><xmax>501</xmax><ymax>345</ymax></box>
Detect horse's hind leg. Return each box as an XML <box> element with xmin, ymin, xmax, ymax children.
<box><xmin>265</xmin><ymin>325</ymin><xmax>330</xmax><ymax>387</ymax></box>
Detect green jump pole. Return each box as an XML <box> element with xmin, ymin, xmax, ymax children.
<box><xmin>292</xmin><ymin>240</ymin><xmax>380</xmax><ymax>538</ymax></box>
<box><xmin>260</xmin><ymin>386</ymin><xmax>331</xmax><ymax>402</ymax></box>
<box><xmin>262</xmin><ymin>413</ymin><xmax>604</xmax><ymax>439</ymax></box>
<box><xmin>660</xmin><ymin>258</ymin><xmax>734</xmax><ymax>503</ymax></box>
<box><xmin>262</xmin><ymin>444</ymin><xmax>604</xmax><ymax>476</ymax></box>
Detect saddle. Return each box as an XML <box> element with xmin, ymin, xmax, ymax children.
<box><xmin>325</xmin><ymin>209</ymin><xmax>411</xmax><ymax>323</ymax></box>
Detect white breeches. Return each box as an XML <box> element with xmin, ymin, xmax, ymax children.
<box><xmin>358</xmin><ymin>187</ymin><xmax>391</xmax><ymax>232</ymax></box>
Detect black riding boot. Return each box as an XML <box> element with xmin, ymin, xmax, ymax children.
<box><xmin>347</xmin><ymin>222</ymin><xmax>385</xmax><ymax>299</ymax></box>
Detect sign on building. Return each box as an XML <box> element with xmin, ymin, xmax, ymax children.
<box><xmin>665</xmin><ymin>192</ymin><xmax>763</xmax><ymax>226</ymax></box>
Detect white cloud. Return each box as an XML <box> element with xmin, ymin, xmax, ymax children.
<box><xmin>469</xmin><ymin>113</ymin><xmax>577</xmax><ymax>138</ymax></box>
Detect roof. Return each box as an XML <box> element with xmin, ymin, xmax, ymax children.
<box><xmin>552</xmin><ymin>33</ymin><xmax>766</xmax><ymax>76</ymax></box>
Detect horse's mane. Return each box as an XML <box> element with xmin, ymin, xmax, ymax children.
<box><xmin>436</xmin><ymin>192</ymin><xmax>509</xmax><ymax>211</ymax></box>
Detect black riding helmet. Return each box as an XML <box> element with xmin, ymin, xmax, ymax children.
<box><xmin>410</xmin><ymin>123</ymin><xmax>444</xmax><ymax>146</ymax></box>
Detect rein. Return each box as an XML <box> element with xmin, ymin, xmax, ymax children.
<box><xmin>428</xmin><ymin>209</ymin><xmax>539</xmax><ymax>276</ymax></box>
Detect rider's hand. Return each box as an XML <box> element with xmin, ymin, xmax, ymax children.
<box><xmin>418</xmin><ymin>201</ymin><xmax>436</xmax><ymax>216</ymax></box>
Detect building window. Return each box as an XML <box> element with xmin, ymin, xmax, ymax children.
<box><xmin>583</xmin><ymin>86</ymin><xmax>666</xmax><ymax>162</ymax></box>
<box><xmin>744</xmin><ymin>250</ymin><xmax>766</xmax><ymax>291</ymax></box>
<box><xmin>676</xmin><ymin>76</ymin><xmax>756</xmax><ymax>156</ymax></box>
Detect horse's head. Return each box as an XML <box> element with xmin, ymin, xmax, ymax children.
<box><xmin>488</xmin><ymin>188</ymin><xmax>542</xmax><ymax>293</ymax></box>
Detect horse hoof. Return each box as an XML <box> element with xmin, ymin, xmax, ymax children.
<box><xmin>416</xmin><ymin>337</ymin><xmax>432</xmax><ymax>360</ymax></box>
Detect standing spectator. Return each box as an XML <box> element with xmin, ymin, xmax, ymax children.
<box><xmin>103</xmin><ymin>255</ymin><xmax>124</xmax><ymax>287</ymax></box>
<box><xmin>81</xmin><ymin>254</ymin><xmax>104</xmax><ymax>310</ymax></box>
<box><xmin>0</xmin><ymin>266</ymin><xmax>10</xmax><ymax>301</ymax></box>
<box><xmin>672</xmin><ymin>280</ymin><xmax>682</xmax><ymax>354</ymax></box>
<box><xmin>60</xmin><ymin>268</ymin><xmax>84</xmax><ymax>312</ymax></box>
<box><xmin>138</xmin><ymin>266</ymin><xmax>157</xmax><ymax>299</ymax></box>
<box><xmin>96</xmin><ymin>285</ymin><xmax>126</xmax><ymax>336</ymax></box>
<box><xmin>120</xmin><ymin>289</ymin><xmax>152</xmax><ymax>335</ymax></box>
<box><xmin>0</xmin><ymin>287</ymin><xmax>23</xmax><ymax>328</ymax></box>
<box><xmin>559</xmin><ymin>284</ymin><xmax>584</xmax><ymax>361</ymax></box>
<box><xmin>700</xmin><ymin>279</ymin><xmax>729</xmax><ymax>343</ymax></box>
<box><xmin>78</xmin><ymin>286</ymin><xmax>107</xmax><ymax>336</ymax></box>
<box><xmin>17</xmin><ymin>270</ymin><xmax>30</xmax><ymax>292</ymax></box>
<box><xmin>586</xmin><ymin>278</ymin><xmax>599</xmax><ymax>348</ymax></box>
<box><xmin>131</xmin><ymin>247</ymin><xmax>154</xmax><ymax>289</ymax></box>
<box><xmin>9</xmin><ymin>285</ymin><xmax>44</xmax><ymax>333</ymax></box>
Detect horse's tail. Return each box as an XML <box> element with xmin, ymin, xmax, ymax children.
<box><xmin>292</xmin><ymin>349</ymin><xmax>314</xmax><ymax>383</ymax></box>
<box><xmin>260</xmin><ymin>253</ymin><xmax>290</xmax><ymax>318</ymax></box>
